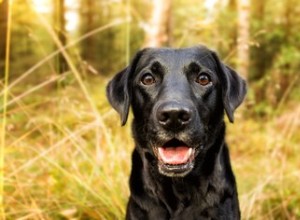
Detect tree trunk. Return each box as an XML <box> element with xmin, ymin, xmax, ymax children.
<box><xmin>80</xmin><ymin>0</ymin><xmax>95</xmax><ymax>62</ymax></box>
<box><xmin>0</xmin><ymin>0</ymin><xmax>8</xmax><ymax>76</ymax></box>
<box><xmin>144</xmin><ymin>0</ymin><xmax>172</xmax><ymax>47</ymax></box>
<box><xmin>237</xmin><ymin>0</ymin><xmax>250</xmax><ymax>79</ymax></box>
<box><xmin>54</xmin><ymin>0</ymin><xmax>68</xmax><ymax>74</ymax></box>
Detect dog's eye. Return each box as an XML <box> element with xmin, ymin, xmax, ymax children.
<box><xmin>195</xmin><ymin>73</ymin><xmax>211</xmax><ymax>86</ymax></box>
<box><xmin>141</xmin><ymin>73</ymin><xmax>156</xmax><ymax>86</ymax></box>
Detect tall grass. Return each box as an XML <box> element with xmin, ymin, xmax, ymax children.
<box><xmin>1</xmin><ymin>0</ymin><xmax>13</xmax><ymax>218</ymax></box>
<box><xmin>4</xmin><ymin>80</ymin><xmax>132</xmax><ymax>219</ymax></box>
<box><xmin>2</xmin><ymin>1</ymin><xmax>131</xmax><ymax>219</ymax></box>
<box><xmin>1</xmin><ymin>1</ymin><xmax>300</xmax><ymax>220</ymax></box>
<box><xmin>229</xmin><ymin>108</ymin><xmax>300</xmax><ymax>219</ymax></box>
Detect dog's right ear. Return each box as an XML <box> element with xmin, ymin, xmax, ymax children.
<box><xmin>106</xmin><ymin>50</ymin><xmax>145</xmax><ymax>126</ymax></box>
<box><xmin>210</xmin><ymin>51</ymin><xmax>247</xmax><ymax>123</ymax></box>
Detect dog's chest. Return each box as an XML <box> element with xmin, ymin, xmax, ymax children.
<box><xmin>148</xmin><ymin>179</ymin><xmax>220</xmax><ymax>218</ymax></box>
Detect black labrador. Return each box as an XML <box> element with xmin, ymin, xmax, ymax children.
<box><xmin>106</xmin><ymin>45</ymin><xmax>247</xmax><ymax>220</ymax></box>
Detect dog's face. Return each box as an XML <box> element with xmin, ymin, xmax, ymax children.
<box><xmin>107</xmin><ymin>46</ymin><xmax>246</xmax><ymax>177</ymax></box>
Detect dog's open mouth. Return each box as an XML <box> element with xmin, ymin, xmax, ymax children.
<box><xmin>155</xmin><ymin>139</ymin><xmax>196</xmax><ymax>177</ymax></box>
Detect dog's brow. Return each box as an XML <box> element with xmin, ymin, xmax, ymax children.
<box><xmin>198</xmin><ymin>54</ymin><xmax>210</xmax><ymax>61</ymax></box>
<box><xmin>151</xmin><ymin>61</ymin><xmax>163</xmax><ymax>72</ymax></box>
<box><xmin>188</xmin><ymin>62</ymin><xmax>201</xmax><ymax>73</ymax></box>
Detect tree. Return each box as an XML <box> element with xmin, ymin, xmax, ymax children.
<box><xmin>80</xmin><ymin>0</ymin><xmax>95</xmax><ymax>63</ymax></box>
<box><xmin>54</xmin><ymin>0</ymin><xmax>68</xmax><ymax>74</ymax></box>
<box><xmin>237</xmin><ymin>0</ymin><xmax>250</xmax><ymax>79</ymax></box>
<box><xmin>0</xmin><ymin>0</ymin><xmax>9</xmax><ymax>76</ymax></box>
<box><xmin>144</xmin><ymin>0</ymin><xmax>172</xmax><ymax>47</ymax></box>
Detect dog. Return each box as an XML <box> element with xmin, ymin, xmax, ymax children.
<box><xmin>106</xmin><ymin>45</ymin><xmax>247</xmax><ymax>219</ymax></box>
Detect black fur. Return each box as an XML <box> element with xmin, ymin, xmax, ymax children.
<box><xmin>106</xmin><ymin>46</ymin><xmax>247</xmax><ymax>220</ymax></box>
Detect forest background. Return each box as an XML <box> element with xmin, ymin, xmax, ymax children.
<box><xmin>0</xmin><ymin>0</ymin><xmax>299</xmax><ymax>219</ymax></box>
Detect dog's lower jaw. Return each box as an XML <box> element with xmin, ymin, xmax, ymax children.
<box><xmin>158</xmin><ymin>161</ymin><xmax>195</xmax><ymax>177</ymax></box>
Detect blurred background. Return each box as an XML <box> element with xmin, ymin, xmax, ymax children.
<box><xmin>0</xmin><ymin>0</ymin><xmax>299</xmax><ymax>219</ymax></box>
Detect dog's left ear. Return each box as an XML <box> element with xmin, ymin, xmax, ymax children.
<box><xmin>106</xmin><ymin>50</ymin><xmax>145</xmax><ymax>126</ymax></box>
<box><xmin>211</xmin><ymin>52</ymin><xmax>247</xmax><ymax>123</ymax></box>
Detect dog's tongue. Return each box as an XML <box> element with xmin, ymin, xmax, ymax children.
<box><xmin>158</xmin><ymin>146</ymin><xmax>192</xmax><ymax>165</ymax></box>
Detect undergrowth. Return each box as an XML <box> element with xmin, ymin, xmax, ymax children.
<box><xmin>1</xmin><ymin>72</ymin><xmax>299</xmax><ymax>219</ymax></box>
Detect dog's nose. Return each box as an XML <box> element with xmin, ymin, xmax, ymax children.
<box><xmin>156</xmin><ymin>102</ymin><xmax>192</xmax><ymax>129</ymax></box>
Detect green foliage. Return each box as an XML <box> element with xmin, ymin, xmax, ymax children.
<box><xmin>249</xmin><ymin>0</ymin><xmax>300</xmax><ymax>102</ymax></box>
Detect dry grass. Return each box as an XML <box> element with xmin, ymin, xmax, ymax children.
<box><xmin>230</xmin><ymin>106</ymin><xmax>300</xmax><ymax>219</ymax></box>
<box><xmin>3</xmin><ymin>76</ymin><xmax>131</xmax><ymax>219</ymax></box>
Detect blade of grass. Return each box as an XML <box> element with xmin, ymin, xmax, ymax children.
<box><xmin>36</xmin><ymin>11</ymin><xmax>115</xmax><ymax>172</ymax></box>
<box><xmin>274</xmin><ymin>74</ymin><xmax>299</xmax><ymax>116</ymax></box>
<box><xmin>37</xmin><ymin>13</ymin><xmax>103</xmax><ymax>119</ymax></box>
<box><xmin>0</xmin><ymin>73</ymin><xmax>67</xmax><ymax>111</ymax></box>
<box><xmin>125</xmin><ymin>0</ymin><xmax>131</xmax><ymax>65</ymax></box>
<box><xmin>28</xmin><ymin>145</ymin><xmax>117</xmax><ymax>211</ymax></box>
<box><xmin>8</xmin><ymin>120</ymin><xmax>98</xmax><ymax>178</ymax></box>
<box><xmin>0</xmin><ymin>0</ymin><xmax>12</xmax><ymax>218</ymax></box>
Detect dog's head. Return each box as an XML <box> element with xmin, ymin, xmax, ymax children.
<box><xmin>107</xmin><ymin>46</ymin><xmax>246</xmax><ymax>177</ymax></box>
